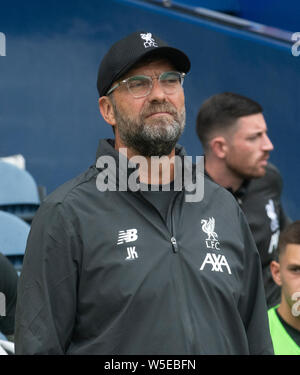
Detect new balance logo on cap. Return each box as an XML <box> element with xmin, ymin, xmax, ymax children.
<box><xmin>140</xmin><ymin>33</ymin><xmax>158</xmax><ymax>48</ymax></box>
<box><xmin>117</xmin><ymin>229</ymin><xmax>138</xmax><ymax>245</ymax></box>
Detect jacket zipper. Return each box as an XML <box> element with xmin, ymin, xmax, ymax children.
<box><xmin>171</xmin><ymin>236</ymin><xmax>178</xmax><ymax>253</ymax></box>
<box><xmin>169</xmin><ymin>191</ymin><xmax>181</xmax><ymax>253</ymax></box>
<box><xmin>136</xmin><ymin>190</ymin><xmax>181</xmax><ymax>254</ymax></box>
<box><xmin>170</xmin><ymin>189</ymin><xmax>196</xmax><ymax>352</ymax></box>
<box><xmin>137</xmin><ymin>189</ymin><xmax>195</xmax><ymax>352</ymax></box>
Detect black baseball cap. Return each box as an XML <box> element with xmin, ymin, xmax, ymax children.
<box><xmin>97</xmin><ymin>31</ymin><xmax>191</xmax><ymax>97</ymax></box>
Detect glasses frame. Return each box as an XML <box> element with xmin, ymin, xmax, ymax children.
<box><xmin>106</xmin><ymin>71</ymin><xmax>186</xmax><ymax>98</ymax></box>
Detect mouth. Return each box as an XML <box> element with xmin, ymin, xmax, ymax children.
<box><xmin>145</xmin><ymin>112</ymin><xmax>173</xmax><ymax>119</ymax></box>
<box><xmin>260</xmin><ymin>155</ymin><xmax>269</xmax><ymax>165</ymax></box>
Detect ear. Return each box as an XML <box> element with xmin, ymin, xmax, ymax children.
<box><xmin>270</xmin><ymin>260</ymin><xmax>282</xmax><ymax>286</ymax></box>
<box><xmin>98</xmin><ymin>96</ymin><xmax>117</xmax><ymax>126</ymax></box>
<box><xmin>209</xmin><ymin>136</ymin><xmax>228</xmax><ymax>159</ymax></box>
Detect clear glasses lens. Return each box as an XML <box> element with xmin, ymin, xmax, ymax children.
<box><xmin>127</xmin><ymin>76</ymin><xmax>152</xmax><ymax>98</ymax></box>
<box><xmin>127</xmin><ymin>71</ymin><xmax>184</xmax><ymax>98</ymax></box>
<box><xmin>159</xmin><ymin>71</ymin><xmax>183</xmax><ymax>94</ymax></box>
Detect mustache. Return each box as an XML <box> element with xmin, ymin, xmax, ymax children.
<box><xmin>261</xmin><ymin>152</ymin><xmax>270</xmax><ymax>160</ymax></box>
<box><xmin>141</xmin><ymin>103</ymin><xmax>178</xmax><ymax>120</ymax></box>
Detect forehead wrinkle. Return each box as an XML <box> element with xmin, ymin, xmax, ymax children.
<box><xmin>123</xmin><ymin>60</ymin><xmax>175</xmax><ymax>79</ymax></box>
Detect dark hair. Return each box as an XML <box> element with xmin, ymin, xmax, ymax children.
<box><xmin>275</xmin><ymin>221</ymin><xmax>300</xmax><ymax>260</ymax></box>
<box><xmin>196</xmin><ymin>92</ymin><xmax>263</xmax><ymax>151</ymax></box>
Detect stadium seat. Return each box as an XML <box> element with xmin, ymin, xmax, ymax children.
<box><xmin>0</xmin><ymin>339</ymin><xmax>15</xmax><ymax>355</ymax></box>
<box><xmin>0</xmin><ymin>161</ymin><xmax>40</xmax><ymax>223</ymax></box>
<box><xmin>0</xmin><ymin>211</ymin><xmax>30</xmax><ymax>273</ymax></box>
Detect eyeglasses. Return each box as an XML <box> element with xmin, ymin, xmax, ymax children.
<box><xmin>106</xmin><ymin>71</ymin><xmax>186</xmax><ymax>98</ymax></box>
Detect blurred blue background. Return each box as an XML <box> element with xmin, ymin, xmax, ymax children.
<box><xmin>0</xmin><ymin>0</ymin><xmax>299</xmax><ymax>219</ymax></box>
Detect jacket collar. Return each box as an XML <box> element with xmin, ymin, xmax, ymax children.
<box><xmin>204</xmin><ymin>169</ymin><xmax>250</xmax><ymax>199</ymax></box>
<box><xmin>95</xmin><ymin>138</ymin><xmax>187</xmax><ymax>161</ymax></box>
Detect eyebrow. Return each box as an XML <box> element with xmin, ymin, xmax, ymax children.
<box><xmin>287</xmin><ymin>264</ymin><xmax>300</xmax><ymax>269</ymax></box>
<box><xmin>244</xmin><ymin>132</ymin><xmax>262</xmax><ymax>138</ymax></box>
<box><xmin>248</xmin><ymin>128</ymin><xmax>267</xmax><ymax>134</ymax></box>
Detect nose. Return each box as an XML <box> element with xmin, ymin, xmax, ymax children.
<box><xmin>147</xmin><ymin>77</ymin><xmax>167</xmax><ymax>102</ymax></box>
<box><xmin>262</xmin><ymin>133</ymin><xmax>274</xmax><ymax>151</ymax></box>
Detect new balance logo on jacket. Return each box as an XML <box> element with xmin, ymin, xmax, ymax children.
<box><xmin>117</xmin><ymin>224</ymin><xmax>232</xmax><ymax>272</ymax></box>
<box><xmin>117</xmin><ymin>229</ymin><xmax>138</xmax><ymax>244</ymax></box>
<box><xmin>117</xmin><ymin>229</ymin><xmax>139</xmax><ymax>260</ymax></box>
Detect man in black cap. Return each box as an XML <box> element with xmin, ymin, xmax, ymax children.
<box><xmin>15</xmin><ymin>32</ymin><xmax>273</xmax><ymax>355</ymax></box>
<box><xmin>97</xmin><ymin>31</ymin><xmax>189</xmax><ymax>164</ymax></box>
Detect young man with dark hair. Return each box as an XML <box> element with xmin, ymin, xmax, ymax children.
<box><xmin>15</xmin><ymin>34</ymin><xmax>273</xmax><ymax>355</ymax></box>
<box><xmin>196</xmin><ymin>92</ymin><xmax>290</xmax><ymax>308</ymax></box>
<box><xmin>269</xmin><ymin>221</ymin><xmax>300</xmax><ymax>355</ymax></box>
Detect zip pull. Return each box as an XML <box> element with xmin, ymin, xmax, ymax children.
<box><xmin>171</xmin><ymin>236</ymin><xmax>178</xmax><ymax>253</ymax></box>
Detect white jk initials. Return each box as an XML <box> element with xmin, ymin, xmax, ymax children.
<box><xmin>126</xmin><ymin>246</ymin><xmax>138</xmax><ymax>260</ymax></box>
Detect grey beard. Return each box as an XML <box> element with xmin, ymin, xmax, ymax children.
<box><xmin>112</xmin><ymin>100</ymin><xmax>186</xmax><ymax>157</ymax></box>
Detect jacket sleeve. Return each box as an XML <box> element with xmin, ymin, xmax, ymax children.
<box><xmin>15</xmin><ymin>201</ymin><xmax>81</xmax><ymax>354</ymax></box>
<box><xmin>270</xmin><ymin>164</ymin><xmax>292</xmax><ymax>230</ymax></box>
<box><xmin>237</xmin><ymin>208</ymin><xmax>274</xmax><ymax>355</ymax></box>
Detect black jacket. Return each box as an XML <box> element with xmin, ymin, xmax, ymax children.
<box><xmin>15</xmin><ymin>139</ymin><xmax>273</xmax><ymax>355</ymax></box>
<box><xmin>228</xmin><ymin>163</ymin><xmax>290</xmax><ymax>308</ymax></box>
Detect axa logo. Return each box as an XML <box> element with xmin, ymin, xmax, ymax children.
<box><xmin>200</xmin><ymin>218</ymin><xmax>231</xmax><ymax>274</ymax></box>
<box><xmin>201</xmin><ymin>217</ymin><xmax>220</xmax><ymax>250</ymax></box>
<box><xmin>117</xmin><ymin>228</ymin><xmax>138</xmax><ymax>245</ymax></box>
<box><xmin>200</xmin><ymin>253</ymin><xmax>232</xmax><ymax>275</ymax></box>
<box><xmin>140</xmin><ymin>33</ymin><xmax>158</xmax><ymax>48</ymax></box>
